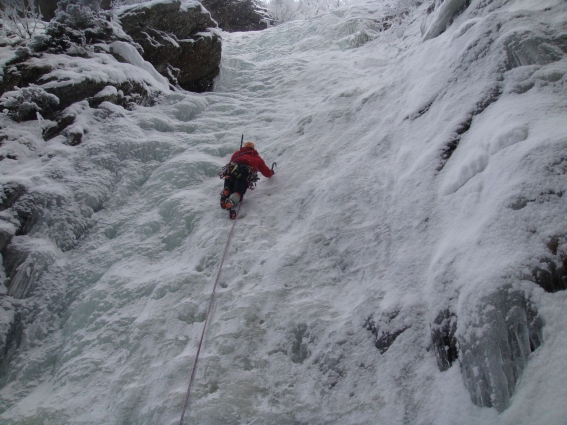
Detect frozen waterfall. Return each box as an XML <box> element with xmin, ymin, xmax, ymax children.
<box><xmin>1</xmin><ymin>0</ymin><xmax>566</xmax><ymax>424</ymax></box>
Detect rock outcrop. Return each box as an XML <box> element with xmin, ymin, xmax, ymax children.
<box><xmin>35</xmin><ymin>0</ymin><xmax>59</xmax><ymax>21</ymax></box>
<box><xmin>1</xmin><ymin>1</ymin><xmax>230</xmax><ymax>140</ymax></box>
<box><xmin>37</xmin><ymin>0</ymin><xmax>270</xmax><ymax>33</ymax></box>
<box><xmin>200</xmin><ymin>0</ymin><xmax>271</xmax><ymax>32</ymax></box>
<box><xmin>118</xmin><ymin>0</ymin><xmax>222</xmax><ymax>92</ymax></box>
<box><xmin>36</xmin><ymin>0</ymin><xmax>112</xmax><ymax>21</ymax></box>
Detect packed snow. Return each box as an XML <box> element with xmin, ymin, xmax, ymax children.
<box><xmin>1</xmin><ymin>0</ymin><xmax>566</xmax><ymax>424</ymax></box>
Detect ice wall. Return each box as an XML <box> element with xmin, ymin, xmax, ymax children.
<box><xmin>0</xmin><ymin>0</ymin><xmax>566</xmax><ymax>423</ymax></box>
<box><xmin>421</xmin><ymin>0</ymin><xmax>469</xmax><ymax>40</ymax></box>
<box><xmin>459</xmin><ymin>286</ymin><xmax>544</xmax><ymax>412</ymax></box>
<box><xmin>423</xmin><ymin>0</ymin><xmax>567</xmax><ymax>411</ymax></box>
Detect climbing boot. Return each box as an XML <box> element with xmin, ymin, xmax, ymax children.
<box><xmin>224</xmin><ymin>193</ymin><xmax>240</xmax><ymax>210</ymax></box>
<box><xmin>220</xmin><ymin>188</ymin><xmax>230</xmax><ymax>209</ymax></box>
<box><xmin>229</xmin><ymin>208</ymin><xmax>237</xmax><ymax>220</ymax></box>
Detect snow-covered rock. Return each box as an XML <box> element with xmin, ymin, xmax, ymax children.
<box><xmin>200</xmin><ymin>0</ymin><xmax>271</xmax><ymax>32</ymax></box>
<box><xmin>421</xmin><ymin>0</ymin><xmax>469</xmax><ymax>40</ymax></box>
<box><xmin>118</xmin><ymin>0</ymin><xmax>222</xmax><ymax>91</ymax></box>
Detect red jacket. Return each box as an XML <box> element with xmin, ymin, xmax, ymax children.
<box><xmin>230</xmin><ymin>147</ymin><xmax>274</xmax><ymax>178</ymax></box>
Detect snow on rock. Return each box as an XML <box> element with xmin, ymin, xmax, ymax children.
<box><xmin>421</xmin><ymin>0</ymin><xmax>469</xmax><ymax>41</ymax></box>
<box><xmin>35</xmin><ymin>53</ymin><xmax>165</xmax><ymax>106</ymax></box>
<box><xmin>118</xmin><ymin>0</ymin><xmax>222</xmax><ymax>92</ymax></box>
<box><xmin>199</xmin><ymin>0</ymin><xmax>271</xmax><ymax>32</ymax></box>
<box><xmin>117</xmin><ymin>0</ymin><xmax>202</xmax><ymax>14</ymax></box>
<box><xmin>0</xmin><ymin>86</ymin><xmax>60</xmax><ymax>123</ymax></box>
<box><xmin>109</xmin><ymin>41</ymin><xmax>171</xmax><ymax>92</ymax></box>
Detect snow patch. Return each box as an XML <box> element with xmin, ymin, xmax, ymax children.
<box><xmin>109</xmin><ymin>41</ymin><xmax>170</xmax><ymax>92</ymax></box>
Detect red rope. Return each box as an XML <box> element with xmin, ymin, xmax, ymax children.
<box><xmin>179</xmin><ymin>203</ymin><xmax>242</xmax><ymax>425</ymax></box>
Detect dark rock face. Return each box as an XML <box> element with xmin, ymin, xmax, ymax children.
<box><xmin>364</xmin><ymin>310</ymin><xmax>408</xmax><ymax>354</ymax></box>
<box><xmin>0</xmin><ymin>60</ymin><xmax>53</xmax><ymax>97</ymax></box>
<box><xmin>531</xmin><ymin>252</ymin><xmax>567</xmax><ymax>293</ymax></box>
<box><xmin>290</xmin><ymin>323</ymin><xmax>311</xmax><ymax>364</ymax></box>
<box><xmin>201</xmin><ymin>0</ymin><xmax>270</xmax><ymax>32</ymax></box>
<box><xmin>431</xmin><ymin>309</ymin><xmax>458</xmax><ymax>372</ymax></box>
<box><xmin>118</xmin><ymin>0</ymin><xmax>222</xmax><ymax>92</ymax></box>
<box><xmin>35</xmin><ymin>0</ymin><xmax>59</xmax><ymax>21</ymax></box>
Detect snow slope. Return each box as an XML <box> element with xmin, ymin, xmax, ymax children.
<box><xmin>1</xmin><ymin>0</ymin><xmax>566</xmax><ymax>424</ymax></box>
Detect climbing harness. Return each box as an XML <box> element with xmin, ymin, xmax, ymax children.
<box><xmin>178</xmin><ymin>202</ymin><xmax>242</xmax><ymax>425</ymax></box>
<box><xmin>218</xmin><ymin>162</ymin><xmax>259</xmax><ymax>190</ymax></box>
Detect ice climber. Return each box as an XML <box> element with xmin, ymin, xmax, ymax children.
<box><xmin>219</xmin><ymin>141</ymin><xmax>274</xmax><ymax>219</ymax></box>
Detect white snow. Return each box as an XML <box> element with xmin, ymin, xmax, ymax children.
<box><xmin>33</xmin><ymin>50</ymin><xmax>170</xmax><ymax>94</ymax></box>
<box><xmin>117</xmin><ymin>0</ymin><xmax>203</xmax><ymax>15</ymax></box>
<box><xmin>109</xmin><ymin>41</ymin><xmax>171</xmax><ymax>92</ymax></box>
<box><xmin>0</xmin><ymin>0</ymin><xmax>566</xmax><ymax>424</ymax></box>
<box><xmin>422</xmin><ymin>0</ymin><xmax>469</xmax><ymax>40</ymax></box>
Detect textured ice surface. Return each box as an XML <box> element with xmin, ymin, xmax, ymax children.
<box><xmin>459</xmin><ymin>286</ymin><xmax>543</xmax><ymax>412</ymax></box>
<box><xmin>421</xmin><ymin>0</ymin><xmax>469</xmax><ymax>40</ymax></box>
<box><xmin>0</xmin><ymin>0</ymin><xmax>566</xmax><ymax>424</ymax></box>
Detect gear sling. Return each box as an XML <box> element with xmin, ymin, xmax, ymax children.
<box><xmin>218</xmin><ymin>156</ymin><xmax>260</xmax><ymax>199</ymax></box>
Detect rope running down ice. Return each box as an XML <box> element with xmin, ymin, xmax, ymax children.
<box><xmin>178</xmin><ymin>203</ymin><xmax>242</xmax><ymax>425</ymax></box>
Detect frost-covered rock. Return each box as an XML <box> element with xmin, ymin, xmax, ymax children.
<box><xmin>364</xmin><ymin>310</ymin><xmax>409</xmax><ymax>354</ymax></box>
<box><xmin>0</xmin><ymin>60</ymin><xmax>53</xmax><ymax>101</ymax></box>
<box><xmin>200</xmin><ymin>0</ymin><xmax>271</xmax><ymax>32</ymax></box>
<box><xmin>0</xmin><ymin>2</ymin><xmax>168</xmax><ymax>131</ymax></box>
<box><xmin>421</xmin><ymin>0</ymin><xmax>469</xmax><ymax>40</ymax></box>
<box><xmin>3</xmin><ymin>236</ymin><xmax>61</xmax><ymax>299</ymax></box>
<box><xmin>87</xmin><ymin>85</ymin><xmax>123</xmax><ymax>109</ymax></box>
<box><xmin>0</xmin><ymin>297</ymin><xmax>19</xmax><ymax>371</ymax></box>
<box><xmin>531</xmin><ymin>256</ymin><xmax>567</xmax><ymax>293</ymax></box>
<box><xmin>0</xmin><ymin>182</ymin><xmax>27</xmax><ymax>213</ymax></box>
<box><xmin>17</xmin><ymin>49</ymin><xmax>161</xmax><ymax>106</ymax></box>
<box><xmin>0</xmin><ymin>50</ymin><xmax>163</xmax><ymax>140</ymax></box>
<box><xmin>118</xmin><ymin>0</ymin><xmax>222</xmax><ymax>92</ymax></box>
<box><xmin>0</xmin><ymin>182</ymin><xmax>27</xmax><ymax>251</ymax></box>
<box><xmin>0</xmin><ymin>85</ymin><xmax>59</xmax><ymax>122</ymax></box>
<box><xmin>9</xmin><ymin>189</ymin><xmax>95</xmax><ymax>253</ymax></box>
<box><xmin>431</xmin><ymin>309</ymin><xmax>458</xmax><ymax>371</ymax></box>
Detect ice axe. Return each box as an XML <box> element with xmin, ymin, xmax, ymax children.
<box><xmin>271</xmin><ymin>162</ymin><xmax>277</xmax><ymax>174</ymax></box>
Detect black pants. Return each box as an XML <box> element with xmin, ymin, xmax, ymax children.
<box><xmin>223</xmin><ymin>164</ymin><xmax>250</xmax><ymax>199</ymax></box>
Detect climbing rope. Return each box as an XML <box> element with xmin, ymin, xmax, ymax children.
<box><xmin>178</xmin><ymin>203</ymin><xmax>242</xmax><ymax>425</ymax></box>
